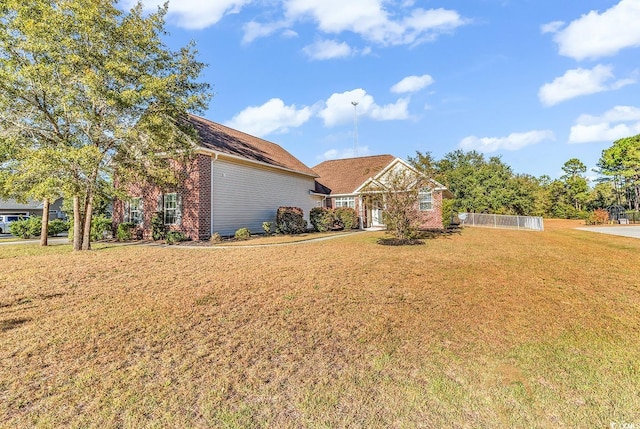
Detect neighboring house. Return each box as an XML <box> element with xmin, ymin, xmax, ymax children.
<box><xmin>0</xmin><ymin>198</ymin><xmax>65</xmax><ymax>219</ymax></box>
<box><xmin>114</xmin><ymin>114</ymin><xmax>323</xmax><ymax>240</ymax></box>
<box><xmin>312</xmin><ymin>155</ymin><xmax>452</xmax><ymax>229</ymax></box>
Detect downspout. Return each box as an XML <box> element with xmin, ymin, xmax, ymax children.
<box><xmin>210</xmin><ymin>152</ymin><xmax>218</xmax><ymax>237</ymax></box>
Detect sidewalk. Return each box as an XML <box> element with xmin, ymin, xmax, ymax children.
<box><xmin>0</xmin><ymin>236</ymin><xmax>70</xmax><ymax>246</ymax></box>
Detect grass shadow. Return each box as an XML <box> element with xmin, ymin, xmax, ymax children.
<box><xmin>377</xmin><ymin>227</ymin><xmax>463</xmax><ymax>245</ymax></box>
<box><xmin>1</xmin><ymin>317</ymin><xmax>31</xmax><ymax>332</ymax></box>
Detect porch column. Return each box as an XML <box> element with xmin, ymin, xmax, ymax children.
<box><xmin>358</xmin><ymin>195</ymin><xmax>364</xmax><ymax>230</ymax></box>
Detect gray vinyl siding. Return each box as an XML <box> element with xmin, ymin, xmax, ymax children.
<box><xmin>211</xmin><ymin>159</ymin><xmax>321</xmax><ymax>236</ymax></box>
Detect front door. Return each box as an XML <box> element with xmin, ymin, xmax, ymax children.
<box><xmin>371</xmin><ymin>201</ymin><xmax>384</xmax><ymax>227</ymax></box>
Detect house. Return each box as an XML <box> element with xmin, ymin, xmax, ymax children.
<box><xmin>312</xmin><ymin>155</ymin><xmax>451</xmax><ymax>229</ymax></box>
<box><xmin>0</xmin><ymin>198</ymin><xmax>65</xmax><ymax>219</ymax></box>
<box><xmin>114</xmin><ymin>114</ymin><xmax>323</xmax><ymax>240</ymax></box>
<box><xmin>114</xmin><ymin>115</ymin><xmax>451</xmax><ymax>240</ymax></box>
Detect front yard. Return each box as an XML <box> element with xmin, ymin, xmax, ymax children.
<box><xmin>1</xmin><ymin>220</ymin><xmax>639</xmax><ymax>427</ymax></box>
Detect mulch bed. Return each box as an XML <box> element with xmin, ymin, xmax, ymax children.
<box><xmin>377</xmin><ymin>238</ymin><xmax>425</xmax><ymax>246</ymax></box>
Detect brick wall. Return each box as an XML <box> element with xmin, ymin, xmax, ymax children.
<box><xmin>417</xmin><ymin>190</ymin><xmax>444</xmax><ymax>229</ymax></box>
<box><xmin>114</xmin><ymin>154</ymin><xmax>212</xmax><ymax>241</ymax></box>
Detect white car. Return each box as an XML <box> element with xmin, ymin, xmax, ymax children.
<box><xmin>0</xmin><ymin>215</ymin><xmax>29</xmax><ymax>234</ymax></box>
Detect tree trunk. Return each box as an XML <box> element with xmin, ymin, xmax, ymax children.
<box><xmin>81</xmin><ymin>193</ymin><xmax>93</xmax><ymax>251</ymax></box>
<box><xmin>40</xmin><ymin>198</ymin><xmax>50</xmax><ymax>246</ymax></box>
<box><xmin>73</xmin><ymin>195</ymin><xmax>83</xmax><ymax>251</ymax></box>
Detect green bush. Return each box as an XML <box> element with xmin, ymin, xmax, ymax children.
<box><xmin>310</xmin><ymin>207</ymin><xmax>343</xmax><ymax>232</ymax></box>
<box><xmin>9</xmin><ymin>216</ymin><xmax>42</xmax><ymax>239</ymax></box>
<box><xmin>47</xmin><ymin>218</ymin><xmax>69</xmax><ymax>236</ymax></box>
<box><xmin>234</xmin><ymin>227</ymin><xmax>251</xmax><ymax>240</ymax></box>
<box><xmin>166</xmin><ymin>230</ymin><xmax>188</xmax><ymax>245</ymax></box>
<box><xmin>310</xmin><ymin>207</ymin><xmax>329</xmax><ymax>232</ymax></box>
<box><xmin>116</xmin><ymin>222</ymin><xmax>135</xmax><ymax>241</ymax></box>
<box><xmin>151</xmin><ymin>212</ymin><xmax>166</xmax><ymax>241</ymax></box>
<box><xmin>262</xmin><ymin>221</ymin><xmax>272</xmax><ymax>235</ymax></box>
<box><xmin>276</xmin><ymin>207</ymin><xmax>307</xmax><ymax>234</ymax></box>
<box><xmin>442</xmin><ymin>198</ymin><xmax>454</xmax><ymax>229</ymax></box>
<box><xmin>334</xmin><ymin>207</ymin><xmax>359</xmax><ymax>229</ymax></box>
<box><xmin>89</xmin><ymin>214</ymin><xmax>112</xmax><ymax>240</ymax></box>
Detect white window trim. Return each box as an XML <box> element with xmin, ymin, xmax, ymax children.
<box><xmin>163</xmin><ymin>193</ymin><xmax>178</xmax><ymax>225</ymax></box>
<box><xmin>126</xmin><ymin>197</ymin><xmax>143</xmax><ymax>225</ymax></box>
<box><xmin>334</xmin><ymin>196</ymin><xmax>356</xmax><ymax>209</ymax></box>
<box><xmin>419</xmin><ymin>189</ymin><xmax>433</xmax><ymax>211</ymax></box>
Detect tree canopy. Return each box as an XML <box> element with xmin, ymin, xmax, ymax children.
<box><xmin>409</xmin><ymin>144</ymin><xmax>637</xmax><ymax>221</ymax></box>
<box><xmin>597</xmin><ymin>134</ymin><xmax>640</xmax><ymax>211</ymax></box>
<box><xmin>0</xmin><ymin>0</ymin><xmax>211</xmax><ymax>250</ymax></box>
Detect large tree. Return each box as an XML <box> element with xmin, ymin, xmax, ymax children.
<box><xmin>560</xmin><ymin>158</ymin><xmax>589</xmax><ymax>211</ymax></box>
<box><xmin>597</xmin><ymin>134</ymin><xmax>640</xmax><ymax>211</ymax></box>
<box><xmin>0</xmin><ymin>0</ymin><xmax>210</xmax><ymax>250</ymax></box>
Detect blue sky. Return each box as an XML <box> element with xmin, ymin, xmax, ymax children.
<box><xmin>126</xmin><ymin>0</ymin><xmax>640</xmax><ymax>179</ymax></box>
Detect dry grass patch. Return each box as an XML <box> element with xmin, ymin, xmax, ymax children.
<box><xmin>1</xmin><ymin>221</ymin><xmax>639</xmax><ymax>427</ymax></box>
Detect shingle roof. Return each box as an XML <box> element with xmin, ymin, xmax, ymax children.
<box><xmin>0</xmin><ymin>199</ymin><xmax>43</xmax><ymax>210</ymax></box>
<box><xmin>187</xmin><ymin>114</ymin><xmax>317</xmax><ymax>177</ymax></box>
<box><xmin>312</xmin><ymin>155</ymin><xmax>396</xmax><ymax>195</ymax></box>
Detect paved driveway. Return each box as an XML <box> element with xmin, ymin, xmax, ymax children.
<box><xmin>576</xmin><ymin>225</ymin><xmax>640</xmax><ymax>239</ymax></box>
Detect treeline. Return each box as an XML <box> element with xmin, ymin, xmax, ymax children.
<box><xmin>408</xmin><ymin>134</ymin><xmax>640</xmax><ymax>219</ymax></box>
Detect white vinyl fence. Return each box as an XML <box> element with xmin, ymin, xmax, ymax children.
<box><xmin>458</xmin><ymin>213</ymin><xmax>544</xmax><ymax>231</ymax></box>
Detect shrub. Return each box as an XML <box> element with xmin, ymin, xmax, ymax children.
<box><xmin>210</xmin><ymin>232</ymin><xmax>222</xmax><ymax>243</ymax></box>
<box><xmin>48</xmin><ymin>218</ymin><xmax>70</xmax><ymax>236</ymax></box>
<box><xmin>585</xmin><ymin>208</ymin><xmax>610</xmax><ymax>225</ymax></box>
<box><xmin>276</xmin><ymin>207</ymin><xmax>307</xmax><ymax>234</ymax></box>
<box><xmin>89</xmin><ymin>215</ymin><xmax>111</xmax><ymax>240</ymax></box>
<box><xmin>262</xmin><ymin>221</ymin><xmax>272</xmax><ymax>235</ymax></box>
<box><xmin>310</xmin><ymin>207</ymin><xmax>330</xmax><ymax>232</ymax></box>
<box><xmin>151</xmin><ymin>212</ymin><xmax>166</xmax><ymax>240</ymax></box>
<box><xmin>166</xmin><ymin>231</ymin><xmax>188</xmax><ymax>245</ymax></box>
<box><xmin>334</xmin><ymin>207</ymin><xmax>359</xmax><ymax>229</ymax></box>
<box><xmin>116</xmin><ymin>222</ymin><xmax>135</xmax><ymax>241</ymax></box>
<box><xmin>442</xmin><ymin>198</ymin><xmax>455</xmax><ymax>229</ymax></box>
<box><xmin>234</xmin><ymin>227</ymin><xmax>251</xmax><ymax>240</ymax></box>
<box><xmin>9</xmin><ymin>216</ymin><xmax>41</xmax><ymax>239</ymax></box>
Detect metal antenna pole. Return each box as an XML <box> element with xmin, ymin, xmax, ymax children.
<box><xmin>351</xmin><ymin>101</ymin><xmax>359</xmax><ymax>157</ymax></box>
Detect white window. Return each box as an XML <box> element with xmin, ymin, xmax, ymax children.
<box><xmin>419</xmin><ymin>189</ymin><xmax>433</xmax><ymax>211</ymax></box>
<box><xmin>163</xmin><ymin>193</ymin><xmax>178</xmax><ymax>224</ymax></box>
<box><xmin>126</xmin><ymin>197</ymin><xmax>143</xmax><ymax>225</ymax></box>
<box><xmin>334</xmin><ymin>197</ymin><xmax>355</xmax><ymax>208</ymax></box>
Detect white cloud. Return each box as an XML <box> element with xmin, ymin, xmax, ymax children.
<box><xmin>321</xmin><ymin>146</ymin><xmax>372</xmax><ymax>160</ymax></box>
<box><xmin>459</xmin><ymin>130</ymin><xmax>555</xmax><ymax>153</ymax></box>
<box><xmin>126</xmin><ymin>0</ymin><xmax>251</xmax><ymax>30</ymax></box>
<box><xmin>569</xmin><ymin>105</ymin><xmax>640</xmax><ymax>143</ymax></box>
<box><xmin>242</xmin><ymin>1</ymin><xmax>467</xmax><ymax>47</ymax></box>
<box><xmin>540</xmin><ymin>20</ymin><xmax>565</xmax><ymax>34</ymax></box>
<box><xmin>243</xmin><ymin>21</ymin><xmax>289</xmax><ymax>44</ymax></box>
<box><xmin>390</xmin><ymin>74</ymin><xmax>434</xmax><ymax>94</ymax></box>
<box><xmin>302</xmin><ymin>39</ymin><xmax>353</xmax><ymax>60</ymax></box>
<box><xmin>552</xmin><ymin>0</ymin><xmax>640</xmax><ymax>60</ymax></box>
<box><xmin>318</xmin><ymin>89</ymin><xmax>410</xmax><ymax>127</ymax></box>
<box><xmin>225</xmin><ymin>98</ymin><xmax>312</xmax><ymax>137</ymax></box>
<box><xmin>538</xmin><ymin>65</ymin><xmax>635</xmax><ymax>106</ymax></box>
